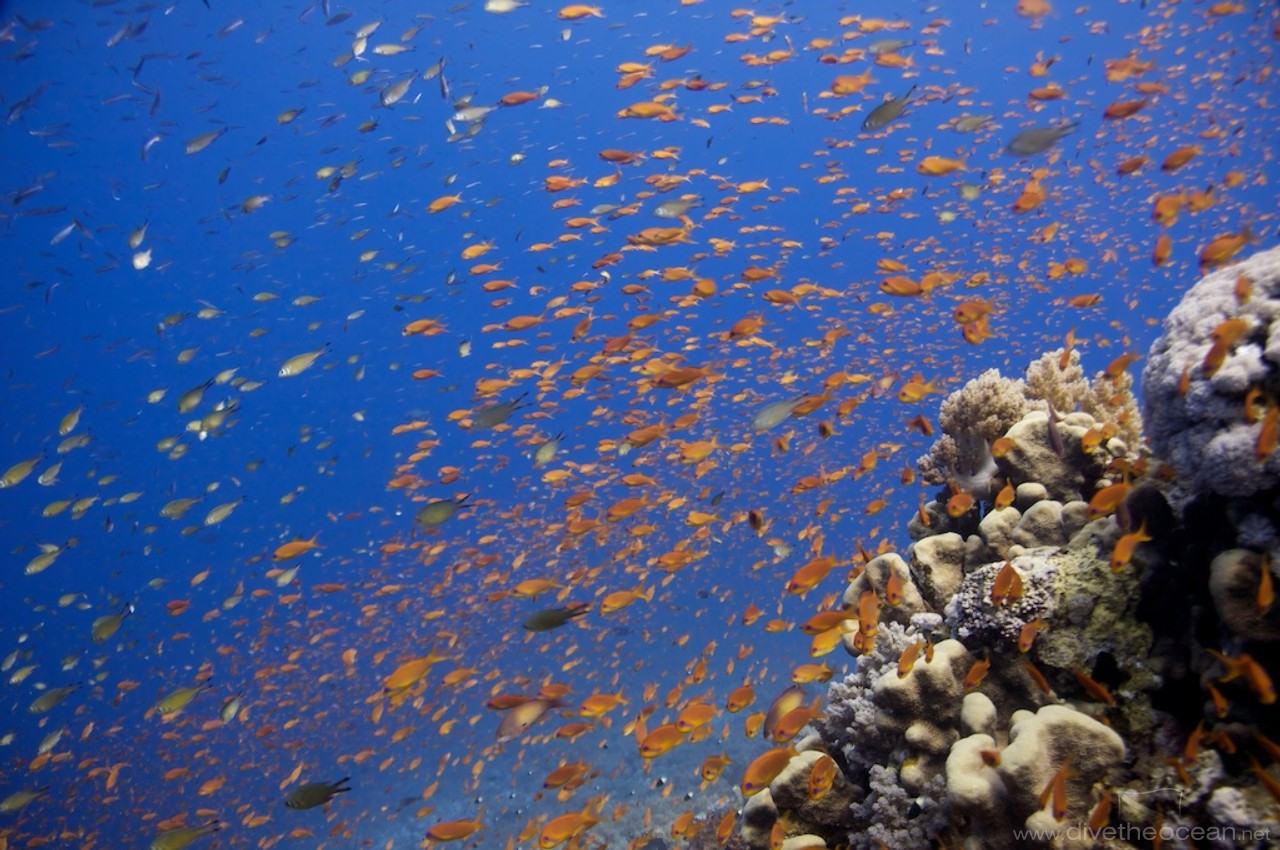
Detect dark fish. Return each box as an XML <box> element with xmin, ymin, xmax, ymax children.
<box><xmin>522</xmin><ymin>604</ymin><xmax>589</xmax><ymax>632</ymax></box>
<box><xmin>414</xmin><ymin>494</ymin><xmax>469</xmax><ymax>529</ymax></box>
<box><xmin>1005</xmin><ymin>122</ymin><xmax>1079</xmax><ymax>157</ymax></box>
<box><xmin>468</xmin><ymin>392</ymin><xmax>528</xmax><ymax>430</ymax></box>
<box><xmin>1045</xmin><ymin>401</ymin><xmax>1065</xmax><ymax>457</ymax></box>
<box><xmin>861</xmin><ymin>85</ymin><xmax>916</xmax><ymax>131</ymax></box>
<box><xmin>284</xmin><ymin>777</ymin><xmax>351</xmax><ymax>810</ymax></box>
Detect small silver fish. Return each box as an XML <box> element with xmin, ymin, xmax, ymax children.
<box><xmin>867</xmin><ymin>38</ymin><xmax>913</xmax><ymax>55</ymax></box>
<box><xmin>453</xmin><ymin>104</ymin><xmax>497</xmax><ymax>123</ymax></box>
<box><xmin>380</xmin><ymin>73</ymin><xmax>415</xmax><ymax>107</ymax></box>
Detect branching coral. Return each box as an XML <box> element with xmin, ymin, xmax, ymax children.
<box><xmin>918</xmin><ymin>369</ymin><xmax>1031</xmax><ymax>486</ymax></box>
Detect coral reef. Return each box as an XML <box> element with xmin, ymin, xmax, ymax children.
<box><xmin>749</xmin><ymin>249</ymin><xmax>1280</xmax><ymax>850</ymax></box>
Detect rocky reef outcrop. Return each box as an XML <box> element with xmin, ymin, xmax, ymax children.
<box><xmin>736</xmin><ymin>248</ymin><xmax>1280</xmax><ymax>850</ymax></box>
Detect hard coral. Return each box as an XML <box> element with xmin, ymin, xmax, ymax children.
<box><xmin>946</xmin><ymin>706</ymin><xmax>1128</xmax><ymax>849</ymax></box>
<box><xmin>1144</xmin><ymin>245</ymin><xmax>1280</xmax><ymax>497</ymax></box>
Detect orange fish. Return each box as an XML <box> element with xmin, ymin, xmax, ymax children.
<box><xmin>946</xmin><ymin>491</ymin><xmax>975</xmax><ymax>518</ymax></box>
<box><xmin>1103</xmin><ymin>351</ymin><xmax>1141</xmax><ymax>380</ymax></box>
<box><xmin>785</xmin><ymin>556</ymin><xmax>839</xmax><ymax>596</ymax></box>
<box><xmin>500</xmin><ymin>89</ymin><xmax>544</xmax><ymax>107</ymax></box>
<box><xmin>426</xmin><ymin>194</ymin><xmax>463</xmax><ymax>214</ymax></box>
<box><xmin>1086</xmin><ymin>482</ymin><xmax>1131</xmax><ymax>519</ymax></box>
<box><xmin>953</xmin><ymin>299</ymin><xmax>994</xmax><ymax>325</ymax></box>
<box><xmin>790</xmin><ymin>663</ymin><xmax>833</xmax><ymax>684</ymax></box>
<box><xmin>856</xmin><ymin>589</ymin><xmax>882</xmax><ymax>638</ymax></box>
<box><xmin>962</xmin><ymin>654</ymin><xmax>991</xmax><ymax>691</ymax></box>
<box><xmin>916</xmin><ymin>156</ymin><xmax>966</xmax><ymax>176</ymax></box>
<box><xmin>990</xmin><ymin>562</ymin><xmax>1024</xmax><ymax>606</ymax></box>
<box><xmin>600</xmin><ymin>586</ymin><xmax>654</xmax><ymax>614</ymax></box>
<box><xmin>544</xmin><ymin>762</ymin><xmax>593</xmax><ymax>790</ymax></box>
<box><xmin>897</xmin><ymin>640</ymin><xmax>925</xmax><ymax>678</ymax></box>
<box><xmin>1161</xmin><ymin>145</ymin><xmax>1199</xmax><ymax>172</ymax></box>
<box><xmin>1110</xmin><ymin>521</ymin><xmax>1153</xmax><ymax>572</ymax></box>
<box><xmin>808</xmin><ymin>754</ymin><xmax>837</xmax><ymax>800</ymax></box>
<box><xmin>716</xmin><ymin>810</ymin><xmax>737</xmax><ymax>845</ymax></box>
<box><xmin>884</xmin><ymin>569</ymin><xmax>905</xmax><ymax>606</ymax></box>
<box><xmin>272</xmin><ymin>534</ymin><xmax>321</xmax><ymax>561</ymax></box>
<box><xmin>559</xmin><ymin>4</ymin><xmax>604</xmax><ymax>19</ymax></box>
<box><xmin>676</xmin><ymin>702</ymin><xmax>717</xmax><ymax>733</ymax></box>
<box><xmin>769</xmin><ymin>697</ymin><xmax>825</xmax><ymax>743</ymax></box>
<box><xmin>1074</xmin><ymin>669</ymin><xmax>1116</xmax><ymax>706</ymax></box>
<box><xmin>1088</xmin><ymin>786</ymin><xmax>1113</xmax><ymax>831</ymax></box>
<box><xmin>1115</xmin><ymin>155</ymin><xmax>1148</xmax><ymax>175</ymax></box>
<box><xmin>1202</xmin><ymin>317</ymin><xmax>1252</xmax><ymax>377</ymax></box>
<box><xmin>726</xmin><ymin>683</ymin><xmax>756</xmax><ymax>713</ymax></box>
<box><xmin>1103</xmin><ymin>98</ymin><xmax>1147</xmax><ymax>119</ymax></box>
<box><xmin>1152</xmin><ymin>233</ymin><xmax>1171</xmax><ymax>267</ymax></box>
<box><xmin>700</xmin><ymin>753</ymin><xmax>732</xmax><ymax>782</ymax></box>
<box><xmin>1206</xmin><ymin>682</ymin><xmax>1229</xmax><ymax>719</ymax></box>
<box><xmin>639</xmin><ymin>723</ymin><xmax>686</xmax><ymax>758</ymax></box>
<box><xmin>1018</xmin><ymin>618</ymin><xmax>1048</xmax><ymax>653</ymax></box>
<box><xmin>740</xmin><ymin>747</ymin><xmax>796</xmax><ymax>796</ymax></box>
<box><xmin>897</xmin><ymin>376</ymin><xmax>941</xmax><ymax>403</ymax></box>
<box><xmin>761</xmin><ymin>685</ymin><xmax>806</xmax><ymax>739</ymax></box>
<box><xmin>1207</xmin><ymin>650</ymin><xmax>1275</xmax><ymax>704</ymax></box>
<box><xmin>1022</xmin><ymin>659</ymin><xmax>1053</xmax><ymax>694</ymax></box>
<box><xmin>577</xmin><ymin>693</ymin><xmax>627</xmax><ymax>718</ymax></box>
<box><xmin>426</xmin><ymin>814</ymin><xmax>484</xmax><ymax>842</ymax></box>
<box><xmin>538</xmin><ymin>801</ymin><xmax>602</xmax><ymax>849</ymax></box>
<box><xmin>990</xmin><ymin>437</ymin><xmax>1016</xmax><ymax>458</ymax></box>
<box><xmin>1039</xmin><ymin>759</ymin><xmax>1075</xmax><ymax>820</ymax></box>
<box><xmin>555</xmin><ymin>722</ymin><xmax>594</xmax><ymax>740</ymax></box>
<box><xmin>1259</xmin><ymin>554</ymin><xmax>1275</xmax><ymax>615</ymax></box>
<box><xmin>1257</xmin><ymin>405</ymin><xmax>1280</xmax><ymax>463</ymax></box>
<box><xmin>994</xmin><ymin>480</ymin><xmax>1016</xmax><ymax>510</ymax></box>
<box><xmin>1199</xmin><ymin>226</ymin><xmax>1255</xmax><ymax>271</ymax></box>
<box><xmin>1151</xmin><ymin>193</ymin><xmax>1185</xmax><ymax>225</ymax></box>
<box><xmin>880</xmin><ymin>275</ymin><xmax>923</xmax><ymax>296</ymax></box>
<box><xmin>800</xmin><ymin>610</ymin><xmax>850</xmax><ymax>635</ymax></box>
<box><xmin>383</xmin><ymin>647</ymin><xmax>448</xmax><ymax>693</ymax></box>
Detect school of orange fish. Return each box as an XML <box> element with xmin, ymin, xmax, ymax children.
<box><xmin>1</xmin><ymin>2</ymin><xmax>1277</xmax><ymax>849</ymax></box>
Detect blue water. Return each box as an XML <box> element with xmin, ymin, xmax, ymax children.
<box><xmin>2</xmin><ymin>1</ymin><xmax>1276</xmax><ymax>847</ymax></box>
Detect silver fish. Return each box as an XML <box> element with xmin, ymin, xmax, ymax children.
<box><xmin>752</xmin><ymin>398</ymin><xmax>804</xmax><ymax>432</ymax></box>
<box><xmin>452</xmin><ymin>104</ymin><xmax>497</xmax><ymax>123</ymax></box>
<box><xmin>654</xmin><ymin>195</ymin><xmax>701</xmax><ymax>219</ymax></box>
<box><xmin>380</xmin><ymin>73</ymin><xmax>415</xmax><ymax>107</ymax></box>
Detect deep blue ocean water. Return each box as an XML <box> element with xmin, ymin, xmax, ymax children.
<box><xmin>1</xmin><ymin>1</ymin><xmax>1276</xmax><ymax>848</ymax></box>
